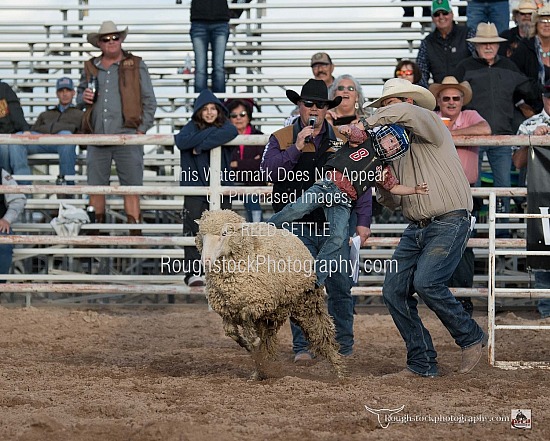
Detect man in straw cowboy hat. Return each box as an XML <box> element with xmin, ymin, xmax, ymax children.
<box><xmin>354</xmin><ymin>78</ymin><xmax>486</xmax><ymax>377</ymax></box>
<box><xmin>429</xmin><ymin>76</ymin><xmax>491</xmax><ymax>318</ymax></box>
<box><xmin>456</xmin><ymin>22</ymin><xmax>541</xmax><ymax>236</ymax></box>
<box><xmin>262</xmin><ymin>79</ymin><xmax>373</xmax><ymax>362</ymax></box>
<box><xmin>499</xmin><ymin>0</ymin><xmax>538</xmax><ymax>58</ymax></box>
<box><xmin>77</xmin><ymin>21</ymin><xmax>157</xmax><ymax>234</ymax></box>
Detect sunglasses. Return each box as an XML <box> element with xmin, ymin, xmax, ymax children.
<box><xmin>395</xmin><ymin>69</ymin><xmax>414</xmax><ymax>76</ymax></box>
<box><xmin>539</xmin><ymin>19</ymin><xmax>550</xmax><ymax>23</ymax></box>
<box><xmin>230</xmin><ymin>111</ymin><xmax>248</xmax><ymax>118</ymax></box>
<box><xmin>432</xmin><ymin>10</ymin><xmax>450</xmax><ymax>18</ymax></box>
<box><xmin>100</xmin><ymin>35</ymin><xmax>121</xmax><ymax>43</ymax></box>
<box><xmin>336</xmin><ymin>85</ymin><xmax>356</xmax><ymax>92</ymax></box>
<box><xmin>441</xmin><ymin>96</ymin><xmax>462</xmax><ymax>102</ymax></box>
<box><xmin>302</xmin><ymin>100</ymin><xmax>329</xmax><ymax>109</ymax></box>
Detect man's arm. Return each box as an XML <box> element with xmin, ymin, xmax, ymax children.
<box><xmin>260</xmin><ymin>134</ymin><xmax>303</xmax><ymax>182</ymax></box>
<box><xmin>416</xmin><ymin>40</ymin><xmax>431</xmax><ymax>89</ymax></box>
<box><xmin>451</xmin><ymin>116</ymin><xmax>491</xmax><ymax>136</ymax></box>
<box><xmin>2</xmin><ymin>83</ymin><xmax>30</xmax><ymax>132</ymax></box>
<box><xmin>138</xmin><ymin>61</ymin><xmax>157</xmax><ymax>134</ymax></box>
<box><xmin>354</xmin><ymin>188</ymin><xmax>372</xmax><ymax>245</ymax></box>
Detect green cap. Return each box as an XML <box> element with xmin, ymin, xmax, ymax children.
<box><xmin>432</xmin><ymin>0</ymin><xmax>452</xmax><ymax>14</ymax></box>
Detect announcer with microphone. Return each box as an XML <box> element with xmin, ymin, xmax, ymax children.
<box><xmin>261</xmin><ymin>79</ymin><xmax>372</xmax><ymax>363</ymax></box>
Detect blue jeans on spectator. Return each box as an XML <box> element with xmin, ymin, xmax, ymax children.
<box><xmin>383</xmin><ymin>210</ymin><xmax>485</xmax><ymax>376</ymax></box>
<box><xmin>269</xmin><ymin>180</ymin><xmax>354</xmax><ymax>356</ymax></box>
<box><xmin>191</xmin><ymin>21</ymin><xmax>230</xmax><ymax>93</ymax></box>
<box><xmin>477</xmin><ymin>145</ymin><xmax>512</xmax><ymax>238</ymax></box>
<box><xmin>0</xmin><ymin>229</ymin><xmax>14</xmax><ymax>283</ymax></box>
<box><xmin>0</xmin><ymin>131</ymin><xmax>76</xmax><ymax>184</ymax></box>
<box><xmin>0</xmin><ymin>144</ymin><xmax>16</xmax><ymax>174</ymax></box>
<box><xmin>467</xmin><ymin>1</ymin><xmax>510</xmax><ymax>35</ymax></box>
<box><xmin>535</xmin><ymin>271</ymin><xmax>550</xmax><ymax>319</ymax></box>
<box><xmin>243</xmin><ymin>193</ymin><xmax>263</xmax><ymax>222</ymax></box>
<box><xmin>269</xmin><ymin>179</ymin><xmax>352</xmax><ymax>287</ymax></box>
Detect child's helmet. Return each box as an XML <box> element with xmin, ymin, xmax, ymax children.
<box><xmin>371</xmin><ymin>124</ymin><xmax>410</xmax><ymax>162</ymax></box>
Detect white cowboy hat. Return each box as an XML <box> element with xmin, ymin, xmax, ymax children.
<box><xmin>513</xmin><ymin>0</ymin><xmax>537</xmax><ymax>14</ymax></box>
<box><xmin>533</xmin><ymin>3</ymin><xmax>550</xmax><ymax>22</ymax></box>
<box><xmin>365</xmin><ymin>78</ymin><xmax>436</xmax><ymax>110</ymax></box>
<box><xmin>429</xmin><ymin>76</ymin><xmax>473</xmax><ymax>105</ymax></box>
<box><xmin>87</xmin><ymin>21</ymin><xmax>128</xmax><ymax>48</ymax></box>
<box><xmin>467</xmin><ymin>22</ymin><xmax>506</xmax><ymax>43</ymax></box>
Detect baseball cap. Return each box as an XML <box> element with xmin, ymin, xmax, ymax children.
<box><xmin>56</xmin><ymin>77</ymin><xmax>74</xmax><ymax>91</ymax></box>
<box><xmin>432</xmin><ymin>0</ymin><xmax>452</xmax><ymax>15</ymax></box>
<box><xmin>310</xmin><ymin>52</ymin><xmax>332</xmax><ymax>67</ymax></box>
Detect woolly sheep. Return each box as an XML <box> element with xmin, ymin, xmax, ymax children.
<box><xmin>196</xmin><ymin>209</ymin><xmax>343</xmax><ymax>380</ymax></box>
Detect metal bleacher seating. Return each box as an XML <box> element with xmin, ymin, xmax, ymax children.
<box><xmin>2</xmin><ymin>0</ymin><xmax>530</xmax><ymax>308</ymax></box>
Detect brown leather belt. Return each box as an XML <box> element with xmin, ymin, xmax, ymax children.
<box><xmin>413</xmin><ymin>209</ymin><xmax>470</xmax><ymax>229</ymax></box>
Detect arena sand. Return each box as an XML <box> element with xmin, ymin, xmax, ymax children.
<box><xmin>0</xmin><ymin>305</ymin><xmax>548</xmax><ymax>440</ymax></box>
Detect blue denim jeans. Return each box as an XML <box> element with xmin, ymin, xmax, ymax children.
<box><xmin>0</xmin><ymin>229</ymin><xmax>14</xmax><ymax>282</ymax></box>
<box><xmin>467</xmin><ymin>1</ymin><xmax>510</xmax><ymax>35</ymax></box>
<box><xmin>0</xmin><ymin>131</ymin><xmax>76</xmax><ymax>185</ymax></box>
<box><xmin>535</xmin><ymin>271</ymin><xmax>550</xmax><ymax>319</ymax></box>
<box><xmin>269</xmin><ymin>180</ymin><xmax>354</xmax><ymax>356</ymax></box>
<box><xmin>269</xmin><ymin>179</ymin><xmax>352</xmax><ymax>286</ymax></box>
<box><xmin>190</xmin><ymin>21</ymin><xmax>230</xmax><ymax>93</ymax></box>
<box><xmin>477</xmin><ymin>145</ymin><xmax>512</xmax><ymax>238</ymax></box>
<box><xmin>383</xmin><ymin>210</ymin><xmax>485</xmax><ymax>376</ymax></box>
<box><xmin>243</xmin><ymin>193</ymin><xmax>263</xmax><ymax>222</ymax></box>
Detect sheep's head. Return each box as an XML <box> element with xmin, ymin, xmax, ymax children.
<box><xmin>195</xmin><ymin>209</ymin><xmax>245</xmax><ymax>253</ymax></box>
<box><xmin>199</xmin><ymin>222</ymin><xmax>241</xmax><ymax>267</ymax></box>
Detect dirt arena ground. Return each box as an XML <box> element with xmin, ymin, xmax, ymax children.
<box><xmin>0</xmin><ymin>304</ymin><xmax>548</xmax><ymax>441</ymax></box>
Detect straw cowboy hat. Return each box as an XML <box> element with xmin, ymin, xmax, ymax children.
<box><xmin>533</xmin><ymin>3</ymin><xmax>550</xmax><ymax>21</ymax></box>
<box><xmin>365</xmin><ymin>78</ymin><xmax>436</xmax><ymax>110</ymax></box>
<box><xmin>87</xmin><ymin>21</ymin><xmax>128</xmax><ymax>48</ymax></box>
<box><xmin>467</xmin><ymin>22</ymin><xmax>506</xmax><ymax>43</ymax></box>
<box><xmin>429</xmin><ymin>76</ymin><xmax>473</xmax><ymax>105</ymax></box>
<box><xmin>286</xmin><ymin>79</ymin><xmax>342</xmax><ymax>109</ymax></box>
<box><xmin>513</xmin><ymin>0</ymin><xmax>537</xmax><ymax>14</ymax></box>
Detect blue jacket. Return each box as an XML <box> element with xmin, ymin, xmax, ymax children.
<box><xmin>174</xmin><ymin>90</ymin><xmax>238</xmax><ymax>186</ymax></box>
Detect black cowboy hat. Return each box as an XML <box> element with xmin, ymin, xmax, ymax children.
<box><xmin>286</xmin><ymin>79</ymin><xmax>342</xmax><ymax>109</ymax></box>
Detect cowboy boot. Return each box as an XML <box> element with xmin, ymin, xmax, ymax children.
<box><xmin>127</xmin><ymin>215</ymin><xmax>142</xmax><ymax>236</ymax></box>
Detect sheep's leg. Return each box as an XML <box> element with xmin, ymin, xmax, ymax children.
<box><xmin>292</xmin><ymin>292</ymin><xmax>345</xmax><ymax>378</ymax></box>
<box><xmin>223</xmin><ymin>320</ymin><xmax>254</xmax><ymax>352</ymax></box>
<box><xmin>248</xmin><ymin>323</ymin><xmax>275</xmax><ymax>380</ymax></box>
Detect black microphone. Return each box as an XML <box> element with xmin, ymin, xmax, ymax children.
<box><xmin>305</xmin><ymin>116</ymin><xmax>317</xmax><ymax>143</ymax></box>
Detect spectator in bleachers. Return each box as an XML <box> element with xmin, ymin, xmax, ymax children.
<box><xmin>394</xmin><ymin>59</ymin><xmax>422</xmax><ymax>85</ymax></box>
<box><xmin>515</xmin><ymin>78</ymin><xmax>550</xmax><ymax>319</ymax></box>
<box><xmin>467</xmin><ymin>0</ymin><xmax>510</xmax><ymax>35</ymax></box>
<box><xmin>0</xmin><ymin>82</ymin><xmax>30</xmax><ymax>175</ymax></box>
<box><xmin>262</xmin><ymin>79</ymin><xmax>370</xmax><ymax>362</ymax></box>
<box><xmin>0</xmin><ymin>169</ymin><xmax>26</xmax><ymax>283</ymax></box>
<box><xmin>77</xmin><ymin>21</ymin><xmax>157</xmax><ymax>234</ymax></box>
<box><xmin>326</xmin><ymin>74</ymin><xmax>366</xmax><ymax>126</ymax></box>
<box><xmin>8</xmin><ymin>77</ymin><xmax>82</xmax><ymax>186</ymax></box>
<box><xmin>226</xmin><ymin>98</ymin><xmax>265</xmax><ymax>222</ymax></box>
<box><xmin>174</xmin><ymin>89</ymin><xmax>237</xmax><ymax>287</ymax></box>
<box><xmin>189</xmin><ymin>0</ymin><xmax>230</xmax><ymax>93</ymax></box>
<box><xmin>429</xmin><ymin>76</ymin><xmax>491</xmax><ymax>317</ymax></box>
<box><xmin>310</xmin><ymin>52</ymin><xmax>335</xmax><ymax>89</ymax></box>
<box><xmin>510</xmin><ymin>4</ymin><xmax>550</xmax><ymax>116</ymax></box>
<box><xmin>456</xmin><ymin>22</ymin><xmax>542</xmax><ymax>236</ymax></box>
<box><xmin>417</xmin><ymin>0</ymin><xmax>475</xmax><ymax>88</ymax></box>
<box><xmin>499</xmin><ymin>0</ymin><xmax>538</xmax><ymax>58</ymax></box>
<box><xmin>361</xmin><ymin>78</ymin><xmax>486</xmax><ymax>377</ymax></box>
